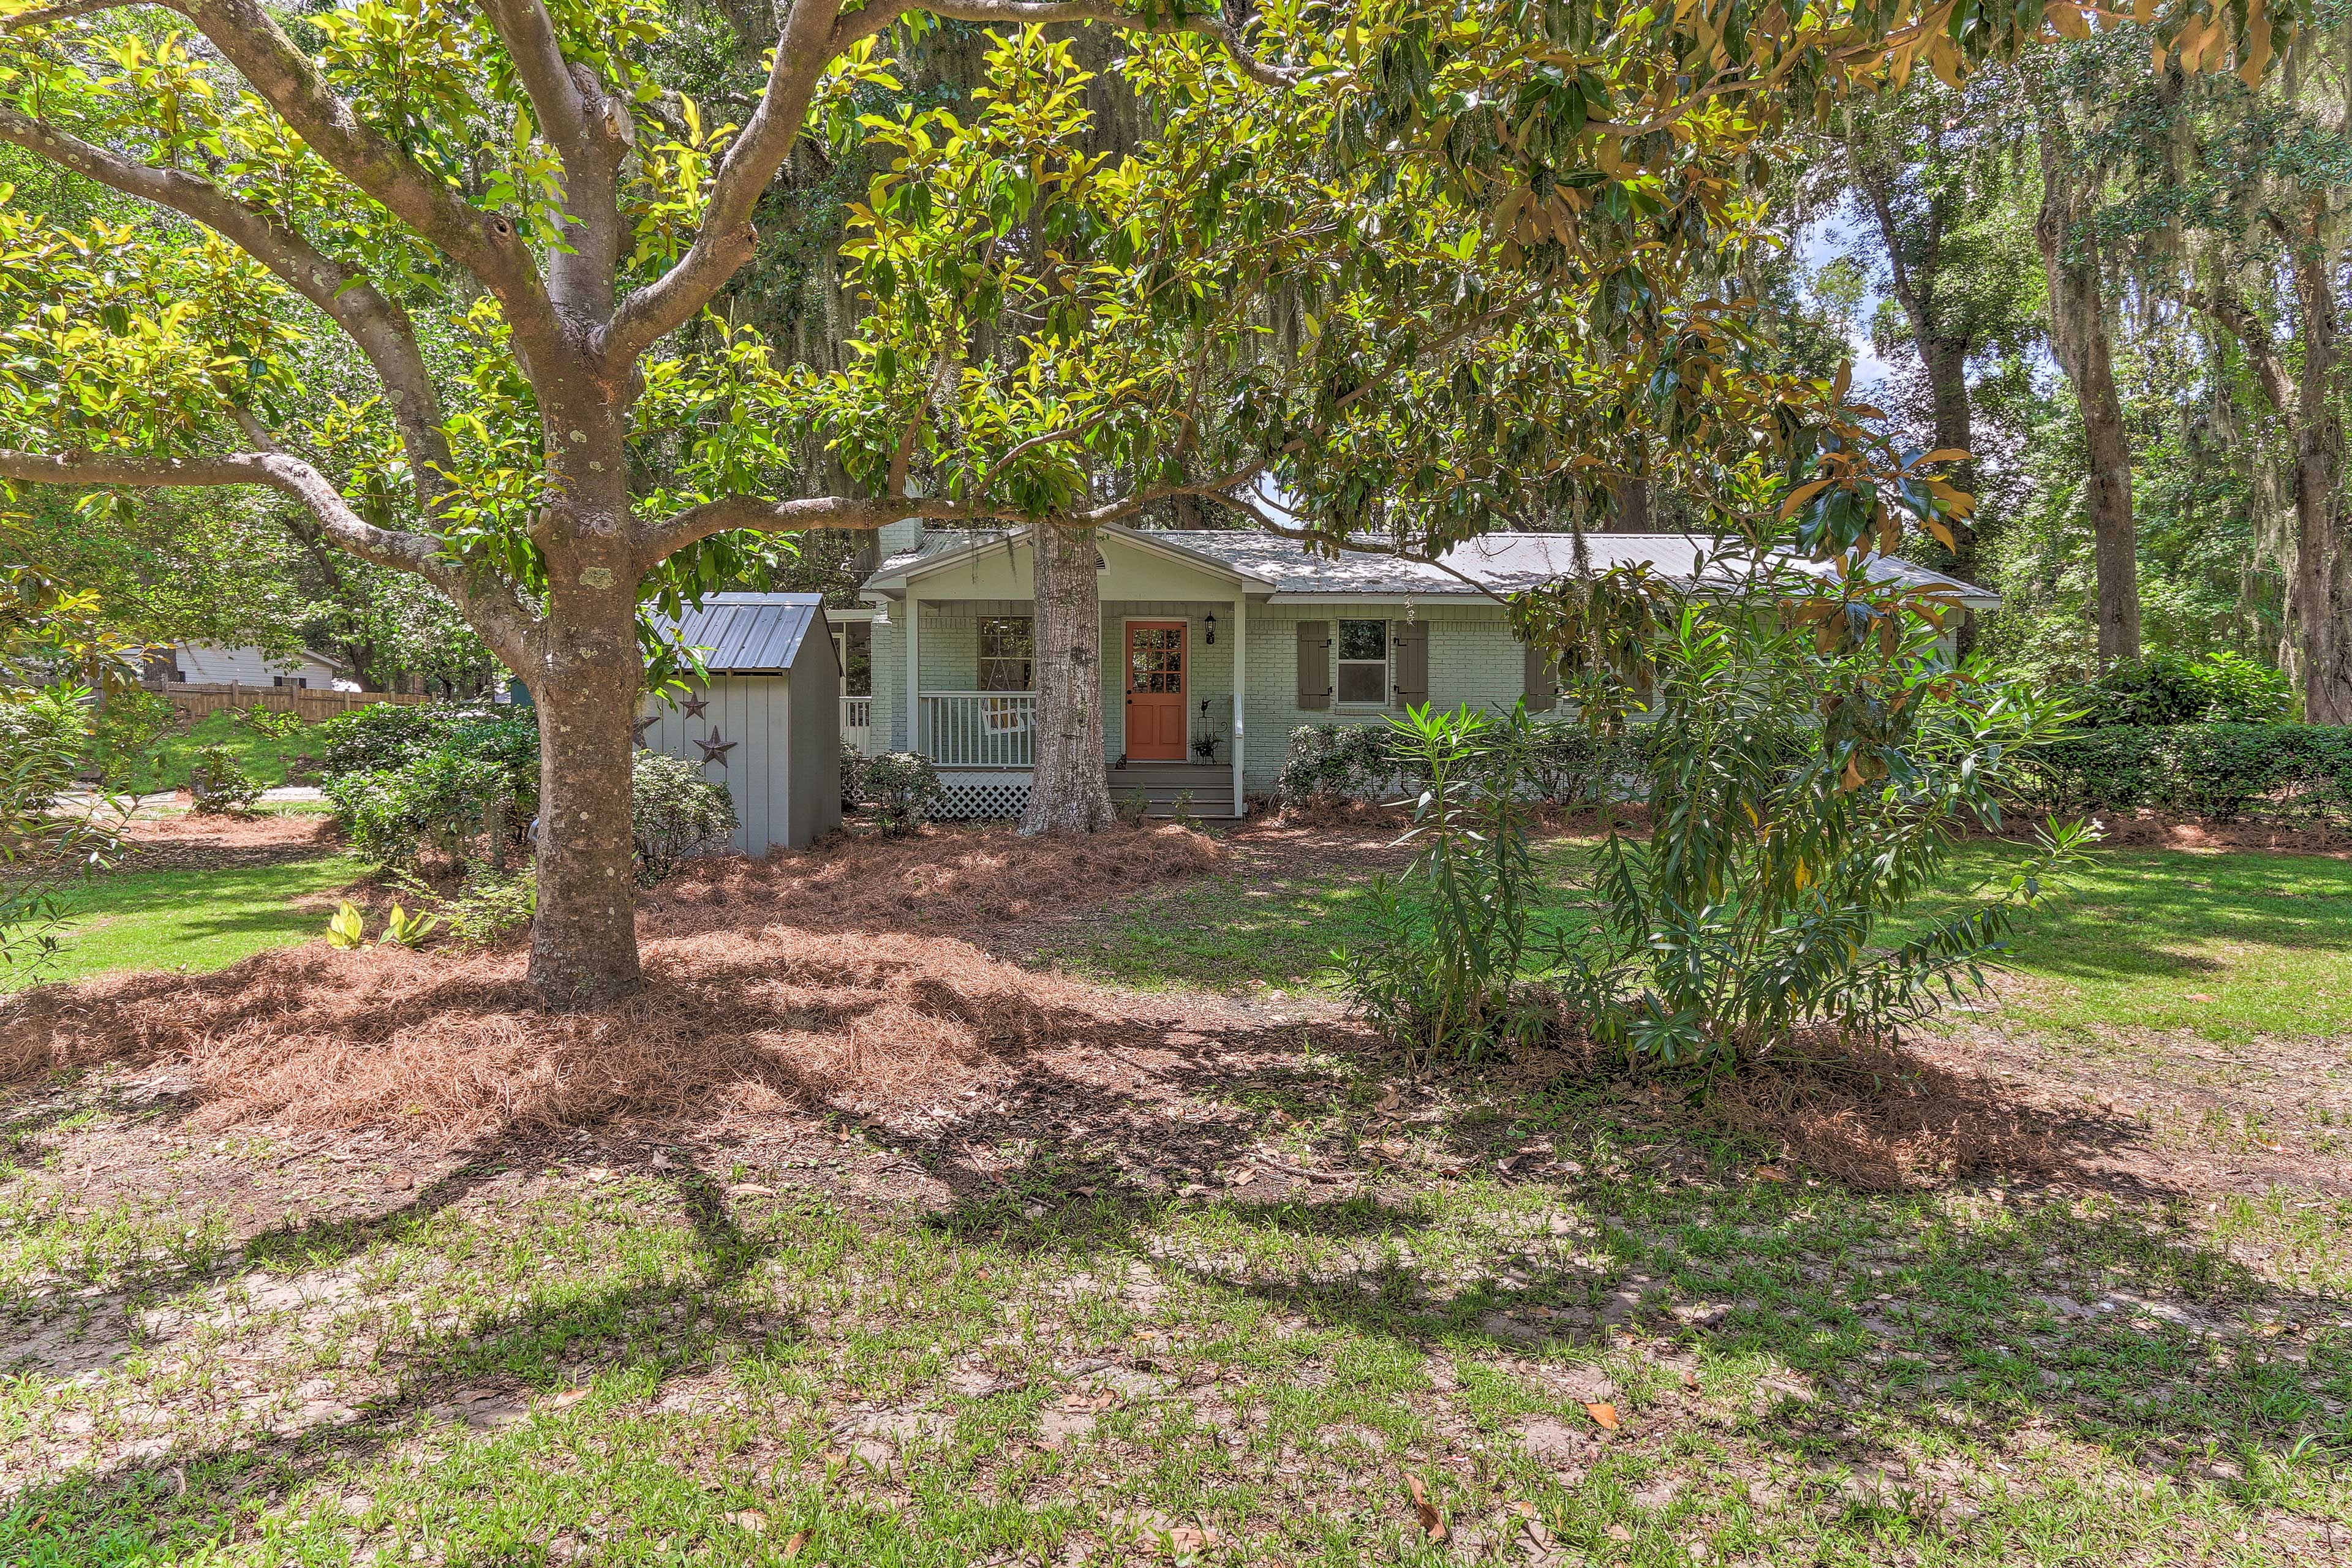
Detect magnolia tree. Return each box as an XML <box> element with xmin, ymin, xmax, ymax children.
<box><xmin>0</xmin><ymin>0</ymin><xmax>2282</xmax><ymax>1005</ymax></box>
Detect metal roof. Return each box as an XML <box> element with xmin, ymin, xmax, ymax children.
<box><xmin>655</xmin><ymin>592</ymin><xmax>828</xmax><ymax>673</ymax></box>
<box><xmin>863</xmin><ymin>529</ymin><xmax>1999</xmax><ymax>608</ymax></box>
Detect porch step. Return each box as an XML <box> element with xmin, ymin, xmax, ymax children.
<box><xmin>1108</xmin><ymin>766</ymin><xmax>1238</xmax><ymax>819</ymax></box>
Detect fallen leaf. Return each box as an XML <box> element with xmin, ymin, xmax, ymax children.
<box><xmin>548</xmin><ymin>1387</ymin><xmax>590</xmax><ymax>1408</ymax></box>
<box><xmin>1167</xmin><ymin>1525</ymin><xmax>1219</xmax><ymax>1552</ymax></box>
<box><xmin>726</xmin><ymin>1182</ymin><xmax>775</xmax><ymax>1197</ymax></box>
<box><xmin>1679</xmin><ymin>1369</ymin><xmax>1700</xmax><ymax>1392</ymax></box>
<box><xmin>1508</xmin><ymin>1501</ymin><xmax>1539</xmax><ymax>1519</ymax></box>
<box><xmin>1584</xmin><ymin>1401</ymin><xmax>1621</xmax><ymax>1431</ymax></box>
<box><xmin>726</xmin><ymin>1510</ymin><xmax>766</xmax><ymax>1534</ymax></box>
<box><xmin>2184</xmin><ymin>993</ymin><xmax>2216</xmax><ymax>1003</ymax></box>
<box><xmin>1229</xmin><ymin>1167</ymin><xmax>1256</xmax><ymax>1186</ymax></box>
<box><xmin>1752</xmin><ymin>1167</ymin><xmax>1789</xmax><ymax>1183</ymax></box>
<box><xmin>1404</xmin><ymin>1472</ymin><xmax>1447</xmax><ymax>1541</ymax></box>
<box><xmin>1607</xmin><ymin>1522</ymin><xmax>1634</xmax><ymax>1542</ymax></box>
<box><xmin>782</xmin><ymin>1530</ymin><xmax>807</xmax><ymax>1559</ymax></box>
<box><xmin>1376</xmin><ymin>1086</ymin><xmax>1403</xmax><ymax>1113</ymax></box>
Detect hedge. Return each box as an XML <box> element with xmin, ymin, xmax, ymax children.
<box><xmin>1277</xmin><ymin>717</ymin><xmax>1648</xmax><ymax>807</ymax></box>
<box><xmin>2005</xmin><ymin>723</ymin><xmax>2352</xmax><ymax>823</ymax></box>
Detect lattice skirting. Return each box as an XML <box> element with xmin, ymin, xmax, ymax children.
<box><xmin>937</xmin><ymin>774</ymin><xmax>1031</xmax><ymax>820</ymax></box>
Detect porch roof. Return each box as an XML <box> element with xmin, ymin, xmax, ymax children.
<box><xmin>861</xmin><ymin>527</ymin><xmax>1999</xmax><ymax>608</ymax></box>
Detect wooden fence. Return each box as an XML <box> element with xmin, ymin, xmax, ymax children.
<box><xmin>159</xmin><ymin>682</ymin><xmax>439</xmax><ymax>723</ymax></box>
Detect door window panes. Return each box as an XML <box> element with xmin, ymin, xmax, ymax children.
<box><xmin>1129</xmin><ymin>625</ymin><xmax>1184</xmax><ymax>693</ymax></box>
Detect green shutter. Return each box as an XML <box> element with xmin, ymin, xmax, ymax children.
<box><xmin>1523</xmin><ymin>640</ymin><xmax>1558</xmax><ymax>712</ymax></box>
<box><xmin>1391</xmin><ymin>622</ymin><xmax>1428</xmax><ymax>709</ymax></box>
<box><xmin>1296</xmin><ymin>621</ymin><xmax>1330</xmax><ymax>710</ymax></box>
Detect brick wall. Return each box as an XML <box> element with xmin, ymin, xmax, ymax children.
<box><xmin>1238</xmin><ymin>601</ymin><xmax>1526</xmax><ymax>793</ymax></box>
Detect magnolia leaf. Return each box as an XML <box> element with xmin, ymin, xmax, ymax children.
<box><xmin>1404</xmin><ymin>1472</ymin><xmax>1447</xmax><ymax>1540</ymax></box>
<box><xmin>1583</xmin><ymin>1401</ymin><xmax>1620</xmax><ymax>1430</ymax></box>
<box><xmin>1777</xmin><ymin>478</ymin><xmax>1833</xmax><ymax>519</ymax></box>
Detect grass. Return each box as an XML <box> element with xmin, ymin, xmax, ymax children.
<box><xmin>1044</xmin><ymin>834</ymin><xmax>2352</xmax><ymax>1044</ymax></box>
<box><xmin>124</xmin><ymin>710</ymin><xmax>321</xmax><ymax>793</ymax></box>
<box><xmin>0</xmin><ymin>854</ymin><xmax>366</xmax><ymax>992</ymax></box>
<box><xmin>0</xmin><ymin>1102</ymin><xmax>2342</xmax><ymax>1566</ymax></box>
<box><xmin>1</xmin><ymin>829</ymin><xmax>2346</xmax><ymax>1563</ymax></box>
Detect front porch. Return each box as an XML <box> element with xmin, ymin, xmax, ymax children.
<box><xmin>861</xmin><ymin>525</ymin><xmax>1276</xmax><ymax>822</ymax></box>
<box><xmin>911</xmin><ymin>688</ymin><xmax>1243</xmax><ymax>820</ymax></box>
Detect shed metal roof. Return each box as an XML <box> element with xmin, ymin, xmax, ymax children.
<box><xmin>655</xmin><ymin>592</ymin><xmax>828</xmax><ymax>673</ymax></box>
<box><xmin>863</xmin><ymin>528</ymin><xmax>1999</xmax><ymax>608</ymax></box>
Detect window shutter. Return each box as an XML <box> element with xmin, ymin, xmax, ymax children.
<box><xmin>1523</xmin><ymin>641</ymin><xmax>1558</xmax><ymax>712</ymax></box>
<box><xmin>1391</xmin><ymin>622</ymin><xmax>1429</xmax><ymax>709</ymax></box>
<box><xmin>1296</xmin><ymin>621</ymin><xmax>1331</xmax><ymax>710</ymax></box>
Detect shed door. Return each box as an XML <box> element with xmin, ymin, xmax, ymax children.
<box><xmin>1125</xmin><ymin>621</ymin><xmax>1188</xmax><ymax>761</ymax></box>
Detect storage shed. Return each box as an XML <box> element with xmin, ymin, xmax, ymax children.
<box><xmin>638</xmin><ymin>593</ymin><xmax>842</xmax><ymax>854</ymax></box>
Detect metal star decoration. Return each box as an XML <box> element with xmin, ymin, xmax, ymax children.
<box><xmin>681</xmin><ymin>693</ymin><xmax>710</xmax><ymax>718</ymax></box>
<box><xmin>695</xmin><ymin>728</ymin><xmax>737</xmax><ymax>766</ymax></box>
<box><xmin>631</xmin><ymin>714</ymin><xmax>659</xmax><ymax>746</ymax></box>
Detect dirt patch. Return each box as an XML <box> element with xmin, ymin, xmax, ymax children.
<box><xmin>114</xmin><ymin>810</ymin><xmax>344</xmax><ymax>872</ymax></box>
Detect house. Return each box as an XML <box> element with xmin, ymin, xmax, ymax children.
<box><xmin>854</xmin><ymin>521</ymin><xmax>1999</xmax><ymax>820</ymax></box>
<box><xmin>638</xmin><ymin>592</ymin><xmax>843</xmax><ymax>854</ymax></box>
<box><xmin>152</xmin><ymin>642</ymin><xmax>358</xmax><ymax>691</ymax></box>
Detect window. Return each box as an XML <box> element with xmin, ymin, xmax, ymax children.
<box><xmin>1336</xmin><ymin>619</ymin><xmax>1389</xmax><ymax>705</ymax></box>
<box><xmin>978</xmin><ymin>616</ymin><xmax>1033</xmax><ymax>692</ymax></box>
<box><xmin>834</xmin><ymin>622</ymin><xmax>871</xmax><ymax>698</ymax></box>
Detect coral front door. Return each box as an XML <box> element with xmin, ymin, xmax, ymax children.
<box><xmin>1125</xmin><ymin>621</ymin><xmax>1188</xmax><ymax>761</ymax></box>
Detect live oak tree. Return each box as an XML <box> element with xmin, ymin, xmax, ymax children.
<box><xmin>0</xmin><ymin>0</ymin><xmax>2287</xmax><ymax>1004</ymax></box>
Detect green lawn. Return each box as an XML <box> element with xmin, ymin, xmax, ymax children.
<box><xmin>1043</xmin><ymin>836</ymin><xmax>2352</xmax><ymax>1044</ymax></box>
<box><xmin>125</xmin><ymin>710</ymin><xmax>321</xmax><ymax>793</ymax></box>
<box><xmin>2</xmin><ymin>834</ymin><xmax>2348</xmax><ymax>1564</ymax></box>
<box><xmin>1</xmin><ymin>855</ymin><xmax>366</xmax><ymax>992</ymax></box>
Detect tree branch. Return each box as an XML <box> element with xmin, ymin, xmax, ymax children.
<box><xmin>0</xmin><ymin>106</ymin><xmax>459</xmax><ymax>503</ymax></box>
<box><xmin>0</xmin><ymin>444</ymin><xmax>538</xmax><ymax>665</ymax></box>
<box><xmin>474</xmin><ymin>0</ymin><xmax>593</xmax><ymax>158</ymax></box>
<box><xmin>2192</xmin><ymin>284</ymin><xmax>2294</xmax><ymax>415</ymax></box>
<box><xmin>178</xmin><ymin>0</ymin><xmax>559</xmax><ymax>347</ymax></box>
<box><xmin>600</xmin><ymin>0</ymin><xmax>847</xmax><ymax>359</ymax></box>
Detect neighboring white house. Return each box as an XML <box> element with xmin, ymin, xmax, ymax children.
<box><xmin>160</xmin><ymin>642</ymin><xmax>359</xmax><ymax>692</ymax></box>
<box><xmin>855</xmin><ymin>522</ymin><xmax>1999</xmax><ymax>821</ymax></box>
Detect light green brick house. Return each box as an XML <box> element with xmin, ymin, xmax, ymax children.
<box><xmin>835</xmin><ymin>520</ymin><xmax>1997</xmax><ymax>820</ymax></box>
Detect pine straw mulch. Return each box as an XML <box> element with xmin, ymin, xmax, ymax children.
<box><xmin>0</xmin><ymin>822</ymin><xmax>1235</xmax><ymax>1140</ymax></box>
<box><xmin>112</xmin><ymin>807</ymin><xmax>347</xmax><ymax>872</ymax></box>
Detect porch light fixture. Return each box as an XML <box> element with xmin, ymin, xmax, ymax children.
<box><xmin>1204</xmin><ymin>611</ymin><xmax>1217</xmax><ymax>644</ymax></box>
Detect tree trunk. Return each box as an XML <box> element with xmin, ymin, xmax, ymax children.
<box><xmin>524</xmin><ymin>579</ymin><xmax>646</xmax><ymax>1006</ymax></box>
<box><xmin>2035</xmin><ymin>123</ymin><xmax>2141</xmax><ymax>665</ymax></box>
<box><xmin>2288</xmin><ymin>243</ymin><xmax>2352</xmax><ymax>723</ymax></box>
<box><xmin>1610</xmin><ymin>476</ymin><xmax>1649</xmax><ymax>532</ymax></box>
<box><xmin>1019</xmin><ymin>521</ymin><xmax>1116</xmax><ymax>834</ymax></box>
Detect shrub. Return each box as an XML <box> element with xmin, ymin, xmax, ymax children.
<box><xmin>318</xmin><ymin>705</ymin><xmax>539</xmax><ymax>869</ymax></box>
<box><xmin>312</xmin><ymin>701</ymin><xmax>450</xmax><ymax>774</ymax></box>
<box><xmin>631</xmin><ymin>750</ymin><xmax>736</xmax><ymax>885</ymax></box>
<box><xmin>189</xmin><ymin>744</ymin><xmax>263</xmax><ymax>813</ymax></box>
<box><xmin>0</xmin><ymin>687</ymin><xmax>107</xmax><ymax>971</ymax></box>
<box><xmin>1336</xmin><ymin>703</ymin><xmax>1554</xmax><ymax>1065</ymax></box>
<box><xmin>1280</xmin><ymin>715</ymin><xmax>1645</xmax><ymax>809</ymax></box>
<box><xmin>1547</xmin><ymin>578</ymin><xmax>2097</xmax><ymax>1068</ymax></box>
<box><xmin>2059</xmin><ymin>651</ymin><xmax>2295</xmax><ymax>727</ymax></box>
<box><xmin>2008</xmin><ymin>721</ymin><xmax>2352</xmax><ymax>823</ymax></box>
<box><xmin>87</xmin><ymin>689</ymin><xmax>175</xmax><ymax>785</ymax></box>
<box><xmin>861</xmin><ymin>752</ymin><xmax>944</xmax><ymax>835</ymax></box>
<box><xmin>326</xmin><ymin>750</ymin><xmax>515</xmax><ymax>866</ymax></box>
<box><xmin>441</xmin><ymin>869</ymin><xmax>538</xmax><ymax>944</ymax></box>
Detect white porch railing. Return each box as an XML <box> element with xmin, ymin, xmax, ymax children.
<box><xmin>921</xmin><ymin>690</ymin><xmax>1036</xmax><ymax>767</ymax></box>
<box><xmin>842</xmin><ymin>696</ymin><xmax>872</xmax><ymax>732</ymax></box>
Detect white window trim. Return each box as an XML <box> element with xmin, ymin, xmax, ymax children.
<box><xmin>1335</xmin><ymin>617</ymin><xmax>1390</xmax><ymax>709</ymax></box>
